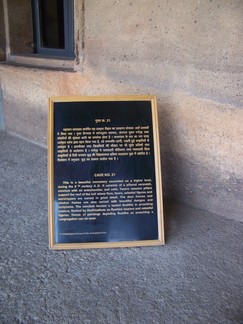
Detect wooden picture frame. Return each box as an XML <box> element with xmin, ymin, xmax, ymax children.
<box><xmin>48</xmin><ymin>95</ymin><xmax>164</xmax><ymax>249</ymax></box>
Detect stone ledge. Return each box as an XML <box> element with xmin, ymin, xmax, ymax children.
<box><xmin>5</xmin><ymin>54</ymin><xmax>77</xmax><ymax>72</ymax></box>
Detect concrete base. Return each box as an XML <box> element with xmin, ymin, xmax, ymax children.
<box><xmin>0</xmin><ymin>132</ymin><xmax>242</xmax><ymax>323</ymax></box>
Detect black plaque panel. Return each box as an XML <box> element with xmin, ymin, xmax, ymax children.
<box><xmin>48</xmin><ymin>96</ymin><xmax>164</xmax><ymax>249</ymax></box>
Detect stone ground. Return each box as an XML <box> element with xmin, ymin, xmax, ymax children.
<box><xmin>0</xmin><ymin>132</ymin><xmax>242</xmax><ymax>324</ymax></box>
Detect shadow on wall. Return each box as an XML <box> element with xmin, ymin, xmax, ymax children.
<box><xmin>157</xmin><ymin>101</ymin><xmax>182</xmax><ymax>200</ymax></box>
<box><xmin>158</xmin><ymin>99</ymin><xmax>213</xmax><ymax>203</ymax></box>
<box><xmin>158</xmin><ymin>98</ymin><xmax>215</xmax><ymax>203</ymax></box>
<box><xmin>157</xmin><ymin>101</ymin><xmax>243</xmax><ymax>222</ymax></box>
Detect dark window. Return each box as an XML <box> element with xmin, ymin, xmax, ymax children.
<box><xmin>32</xmin><ymin>0</ymin><xmax>74</xmax><ymax>58</ymax></box>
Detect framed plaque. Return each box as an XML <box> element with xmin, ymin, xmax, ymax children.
<box><xmin>48</xmin><ymin>96</ymin><xmax>164</xmax><ymax>249</ymax></box>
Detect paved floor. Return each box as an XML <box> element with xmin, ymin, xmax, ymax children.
<box><xmin>0</xmin><ymin>132</ymin><xmax>242</xmax><ymax>324</ymax></box>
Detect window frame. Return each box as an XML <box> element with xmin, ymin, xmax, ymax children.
<box><xmin>32</xmin><ymin>0</ymin><xmax>74</xmax><ymax>58</ymax></box>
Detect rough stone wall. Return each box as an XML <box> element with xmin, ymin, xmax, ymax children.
<box><xmin>0</xmin><ymin>0</ymin><xmax>242</xmax><ymax>221</ymax></box>
<box><xmin>85</xmin><ymin>0</ymin><xmax>242</xmax><ymax>107</ymax></box>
